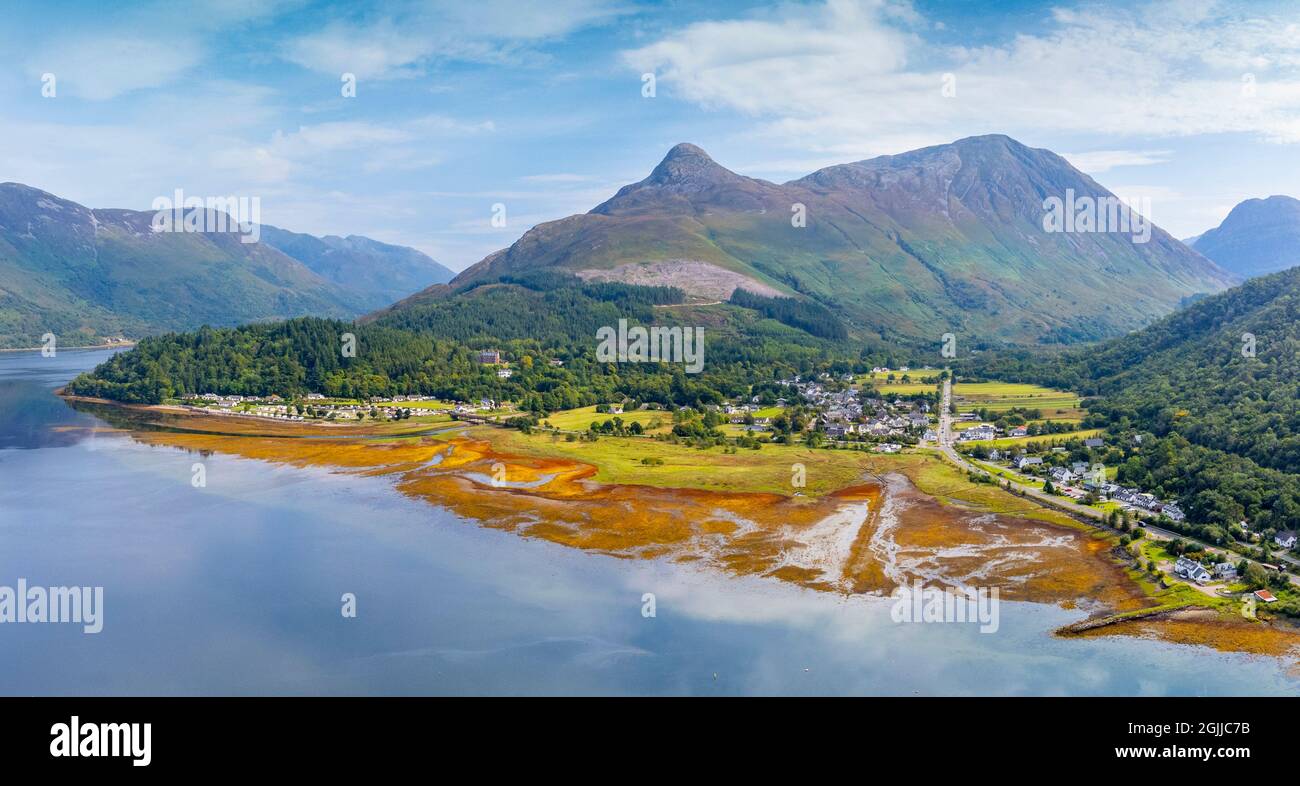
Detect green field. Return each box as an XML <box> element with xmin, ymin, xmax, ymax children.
<box><xmin>488</xmin><ymin>426</ymin><xmax>874</xmax><ymax>495</ymax></box>
<box><xmin>539</xmin><ymin>405</ymin><xmax>672</xmax><ymax>433</ymax></box>
<box><xmin>857</xmin><ymin>368</ymin><xmax>943</xmax><ymax>396</ymax></box>
<box><xmin>954</xmin><ymin>380</ymin><xmax>1083</xmax><ymax>421</ymax></box>
<box><xmin>401</xmin><ymin>399</ymin><xmax>458</xmax><ymax>411</ymax></box>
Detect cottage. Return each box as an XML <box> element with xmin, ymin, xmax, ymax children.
<box><xmin>1275</xmin><ymin>531</ymin><xmax>1298</xmax><ymax>549</ymax></box>
<box><xmin>1048</xmin><ymin>467</ymin><xmax>1075</xmax><ymax>484</ymax></box>
<box><xmin>1174</xmin><ymin>557</ymin><xmax>1212</xmax><ymax>584</ymax></box>
<box><xmin>496</xmin><ymin>368</ymin><xmax>513</xmax><ymax>379</ymax></box>
<box><xmin>1016</xmin><ymin>456</ymin><xmax>1043</xmax><ymax>470</ymax></box>
<box><xmin>1255</xmin><ymin>590</ymin><xmax>1278</xmax><ymax>603</ymax></box>
<box><xmin>1008</xmin><ymin>425</ymin><xmax>1028</xmax><ymax>438</ymax></box>
<box><xmin>1083</xmin><ymin>438</ymin><xmax>1104</xmax><ymax>449</ymax></box>
<box><xmin>1213</xmin><ymin>562</ymin><xmax>1238</xmax><ymax>581</ymax></box>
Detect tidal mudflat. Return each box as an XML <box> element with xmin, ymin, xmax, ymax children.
<box><xmin>66</xmin><ymin>398</ymin><xmax>1300</xmax><ymax>664</ymax></box>
<box><xmin>4</xmin><ymin>350</ymin><xmax>1299</xmax><ymax>695</ymax></box>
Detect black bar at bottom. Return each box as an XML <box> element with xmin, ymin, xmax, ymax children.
<box><xmin>0</xmin><ymin>696</ymin><xmax>1285</xmax><ymax>773</ymax></box>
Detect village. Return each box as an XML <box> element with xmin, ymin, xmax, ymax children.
<box><xmin>957</xmin><ymin>424</ymin><xmax>1187</xmax><ymax>521</ymax></box>
<box><xmin>772</xmin><ymin>370</ymin><xmax>937</xmax><ymax>452</ymax></box>
<box><xmin>178</xmin><ymin>391</ymin><xmax>510</xmax><ymax>422</ymax></box>
<box><xmin>950</xmin><ymin>416</ymin><xmax>1300</xmax><ymax>605</ymax></box>
<box><xmin>169</xmin><ymin>362</ymin><xmax>1300</xmax><ymax>614</ymax></box>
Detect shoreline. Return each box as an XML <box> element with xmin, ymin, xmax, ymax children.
<box><xmin>55</xmin><ymin>391</ymin><xmax>1300</xmax><ymax>660</ymax></box>
<box><xmin>56</xmin><ymin>390</ymin><xmax>451</xmax><ymax>438</ymax></box>
<box><xmin>1</xmin><ymin>341</ymin><xmax>135</xmax><ymax>353</ymax></box>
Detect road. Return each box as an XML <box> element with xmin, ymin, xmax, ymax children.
<box><xmin>935</xmin><ymin>377</ymin><xmax>1295</xmax><ymax>587</ymax></box>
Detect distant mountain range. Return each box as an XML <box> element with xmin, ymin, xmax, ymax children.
<box><xmin>1191</xmin><ymin>195</ymin><xmax>1300</xmax><ymax>279</ymax></box>
<box><xmin>0</xmin><ymin>183</ymin><xmax>452</xmax><ymax>348</ymax></box>
<box><xmin>409</xmin><ymin>135</ymin><xmax>1232</xmax><ymax>346</ymax></box>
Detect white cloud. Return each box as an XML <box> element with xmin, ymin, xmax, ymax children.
<box><xmin>625</xmin><ymin>0</ymin><xmax>1300</xmax><ymax>153</ymax></box>
<box><xmin>206</xmin><ymin>115</ymin><xmax>496</xmax><ymax>183</ymax></box>
<box><xmin>283</xmin><ymin>0</ymin><xmax>628</xmax><ymax>79</ymax></box>
<box><xmin>31</xmin><ymin>35</ymin><xmax>204</xmax><ymax>100</ymax></box>
<box><xmin>16</xmin><ymin>0</ymin><xmax>301</xmax><ymax>100</ymax></box>
<box><xmin>1061</xmin><ymin>149</ymin><xmax>1173</xmax><ymax>174</ymax></box>
<box><xmin>283</xmin><ymin>20</ymin><xmax>434</xmax><ymax>80</ymax></box>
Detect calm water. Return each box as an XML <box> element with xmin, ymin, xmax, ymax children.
<box><xmin>1</xmin><ymin>348</ymin><xmax>1298</xmax><ymax>696</ymax></box>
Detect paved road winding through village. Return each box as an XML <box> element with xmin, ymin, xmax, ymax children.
<box><xmin>933</xmin><ymin>377</ymin><xmax>1298</xmax><ymax>588</ymax></box>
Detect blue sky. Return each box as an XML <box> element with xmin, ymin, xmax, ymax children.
<box><xmin>3</xmin><ymin>0</ymin><xmax>1300</xmax><ymax>270</ymax></box>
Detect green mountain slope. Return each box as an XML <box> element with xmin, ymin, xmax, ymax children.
<box><xmin>0</xmin><ymin>183</ymin><xmax>450</xmax><ymax>348</ymax></box>
<box><xmin>67</xmin><ymin>276</ymin><xmax>854</xmax><ymax>411</ymax></box>
<box><xmin>259</xmin><ymin>226</ymin><xmax>453</xmax><ymax>305</ymax></box>
<box><xmin>428</xmin><ymin>135</ymin><xmax>1233</xmax><ymax>346</ymax></box>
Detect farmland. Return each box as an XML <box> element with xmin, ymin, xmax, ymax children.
<box><xmin>857</xmin><ymin>368</ymin><xmax>943</xmax><ymax>396</ymax></box>
<box><xmin>953</xmin><ymin>380</ymin><xmax>1084</xmax><ymax>422</ymax></box>
<box><xmin>538</xmin><ymin>405</ymin><xmax>672</xmax><ymax>433</ymax></box>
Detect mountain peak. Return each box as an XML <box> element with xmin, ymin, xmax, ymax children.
<box><xmin>645</xmin><ymin>142</ymin><xmax>730</xmax><ymax>185</ymax></box>
<box><xmin>1193</xmin><ymin>194</ymin><xmax>1300</xmax><ymax>279</ymax></box>
<box><xmin>662</xmin><ymin>142</ymin><xmax>712</xmax><ymax>161</ymax></box>
<box><xmin>590</xmin><ymin>142</ymin><xmax>766</xmax><ymax>215</ymax></box>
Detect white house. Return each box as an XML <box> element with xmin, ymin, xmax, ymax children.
<box><xmin>1213</xmin><ymin>562</ymin><xmax>1238</xmax><ymax>581</ymax></box>
<box><xmin>1275</xmin><ymin>531</ymin><xmax>1298</xmax><ymax>549</ymax></box>
<box><xmin>1048</xmin><ymin>467</ymin><xmax>1075</xmax><ymax>484</ymax></box>
<box><xmin>1174</xmin><ymin>557</ymin><xmax>1212</xmax><ymax>584</ymax></box>
<box><xmin>961</xmin><ymin>424</ymin><xmax>997</xmax><ymax>441</ymax></box>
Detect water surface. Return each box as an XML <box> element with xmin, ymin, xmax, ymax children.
<box><xmin>1</xmin><ymin>349</ymin><xmax>1297</xmax><ymax>695</ymax></box>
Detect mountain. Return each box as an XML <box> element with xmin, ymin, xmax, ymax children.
<box><xmin>259</xmin><ymin>227</ymin><xmax>452</xmax><ymax>306</ymax></box>
<box><xmin>425</xmin><ymin>135</ymin><xmax>1232</xmax><ymax>345</ymax></box>
<box><xmin>0</xmin><ymin>183</ymin><xmax>449</xmax><ymax>348</ymax></box>
<box><xmin>1192</xmin><ymin>195</ymin><xmax>1300</xmax><ymax>279</ymax></box>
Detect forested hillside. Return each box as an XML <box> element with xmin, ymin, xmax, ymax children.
<box><xmin>968</xmin><ymin>266</ymin><xmax>1300</xmax><ymax>533</ymax></box>
<box><xmin>68</xmin><ymin>274</ymin><xmax>891</xmax><ymax>411</ymax></box>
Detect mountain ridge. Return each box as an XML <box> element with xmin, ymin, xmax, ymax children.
<box><xmin>421</xmin><ymin>134</ymin><xmax>1232</xmax><ymax>346</ymax></box>
<box><xmin>0</xmin><ymin>182</ymin><xmax>452</xmax><ymax>348</ymax></box>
